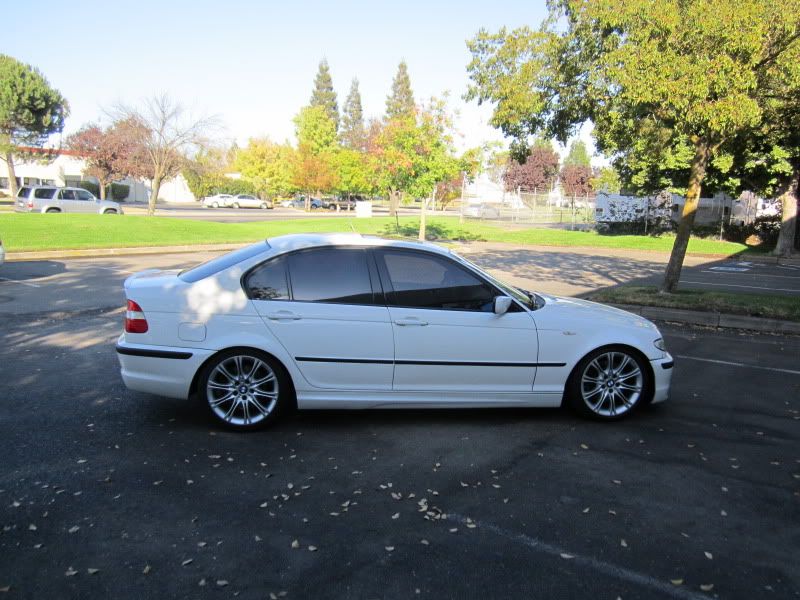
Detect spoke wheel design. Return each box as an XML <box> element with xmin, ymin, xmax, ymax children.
<box><xmin>206</xmin><ymin>354</ymin><xmax>279</xmax><ymax>427</ymax></box>
<box><xmin>579</xmin><ymin>351</ymin><xmax>643</xmax><ymax>418</ymax></box>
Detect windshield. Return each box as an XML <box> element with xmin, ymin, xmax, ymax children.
<box><xmin>451</xmin><ymin>252</ymin><xmax>538</xmax><ymax>310</ymax></box>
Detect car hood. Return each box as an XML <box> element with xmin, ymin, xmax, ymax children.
<box><xmin>534</xmin><ymin>293</ymin><xmax>658</xmax><ymax>332</ymax></box>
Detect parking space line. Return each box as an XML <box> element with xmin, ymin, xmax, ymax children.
<box><xmin>450</xmin><ymin>513</ymin><xmax>711</xmax><ymax>600</ymax></box>
<box><xmin>680</xmin><ymin>280</ymin><xmax>800</xmax><ymax>293</ymax></box>
<box><xmin>675</xmin><ymin>355</ymin><xmax>800</xmax><ymax>376</ymax></box>
<box><xmin>700</xmin><ymin>270</ymin><xmax>800</xmax><ymax>280</ymax></box>
<box><xmin>0</xmin><ymin>277</ymin><xmax>41</xmax><ymax>288</ymax></box>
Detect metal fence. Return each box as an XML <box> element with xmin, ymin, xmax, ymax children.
<box><xmin>459</xmin><ymin>189</ymin><xmax>596</xmax><ymax>229</ymax></box>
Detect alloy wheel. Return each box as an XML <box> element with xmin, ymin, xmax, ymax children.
<box><xmin>206</xmin><ymin>355</ymin><xmax>279</xmax><ymax>427</ymax></box>
<box><xmin>579</xmin><ymin>351</ymin><xmax>643</xmax><ymax>417</ymax></box>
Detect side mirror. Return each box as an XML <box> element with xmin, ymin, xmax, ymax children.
<box><xmin>493</xmin><ymin>296</ymin><xmax>512</xmax><ymax>315</ymax></box>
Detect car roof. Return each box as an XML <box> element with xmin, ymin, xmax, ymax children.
<box><xmin>265</xmin><ymin>233</ymin><xmax>452</xmax><ymax>256</ymax></box>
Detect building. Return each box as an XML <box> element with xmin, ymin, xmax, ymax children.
<box><xmin>0</xmin><ymin>147</ymin><xmax>196</xmax><ymax>203</ymax></box>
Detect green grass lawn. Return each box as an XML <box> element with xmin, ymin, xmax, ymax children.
<box><xmin>0</xmin><ymin>212</ymin><xmax>755</xmax><ymax>256</ymax></box>
<box><xmin>586</xmin><ymin>285</ymin><xmax>800</xmax><ymax>322</ymax></box>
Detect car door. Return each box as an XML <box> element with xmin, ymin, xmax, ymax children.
<box><xmin>375</xmin><ymin>248</ymin><xmax>539</xmax><ymax>393</ymax></box>
<box><xmin>58</xmin><ymin>189</ymin><xmax>78</xmax><ymax>212</ymax></box>
<box><xmin>246</xmin><ymin>247</ymin><xmax>394</xmax><ymax>391</ymax></box>
<box><xmin>74</xmin><ymin>188</ymin><xmax>98</xmax><ymax>213</ymax></box>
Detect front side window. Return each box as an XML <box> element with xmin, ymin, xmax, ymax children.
<box><xmin>288</xmin><ymin>248</ymin><xmax>373</xmax><ymax>304</ymax></box>
<box><xmin>378</xmin><ymin>250</ymin><xmax>495</xmax><ymax>312</ymax></box>
<box><xmin>34</xmin><ymin>188</ymin><xmax>57</xmax><ymax>199</ymax></box>
<box><xmin>245</xmin><ymin>257</ymin><xmax>290</xmax><ymax>300</ymax></box>
<box><xmin>59</xmin><ymin>189</ymin><xmax>76</xmax><ymax>200</ymax></box>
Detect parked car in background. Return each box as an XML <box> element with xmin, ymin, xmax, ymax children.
<box><xmin>291</xmin><ymin>196</ymin><xmax>325</xmax><ymax>210</ymax></box>
<box><xmin>231</xmin><ymin>194</ymin><xmax>272</xmax><ymax>209</ymax></box>
<box><xmin>116</xmin><ymin>233</ymin><xmax>672</xmax><ymax>431</ymax></box>
<box><xmin>0</xmin><ymin>237</ymin><xmax>5</xmax><ymax>267</ymax></box>
<box><xmin>202</xmin><ymin>194</ymin><xmax>233</xmax><ymax>208</ymax></box>
<box><xmin>15</xmin><ymin>186</ymin><xmax>123</xmax><ymax>214</ymax></box>
<box><xmin>331</xmin><ymin>197</ymin><xmax>356</xmax><ymax>211</ymax></box>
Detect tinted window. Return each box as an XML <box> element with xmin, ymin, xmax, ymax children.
<box><xmin>60</xmin><ymin>190</ymin><xmax>76</xmax><ymax>200</ymax></box>
<box><xmin>288</xmin><ymin>248</ymin><xmax>373</xmax><ymax>304</ymax></box>
<box><xmin>245</xmin><ymin>257</ymin><xmax>289</xmax><ymax>300</ymax></box>
<box><xmin>379</xmin><ymin>250</ymin><xmax>495</xmax><ymax>311</ymax></box>
<box><xmin>34</xmin><ymin>188</ymin><xmax>57</xmax><ymax>199</ymax></box>
<box><xmin>75</xmin><ymin>189</ymin><xmax>93</xmax><ymax>200</ymax></box>
<box><xmin>179</xmin><ymin>242</ymin><xmax>270</xmax><ymax>283</ymax></box>
<box><xmin>17</xmin><ymin>187</ymin><xmax>30</xmax><ymax>198</ymax></box>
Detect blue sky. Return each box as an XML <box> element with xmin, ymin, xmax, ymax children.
<box><xmin>4</xmin><ymin>1</ymin><xmax>596</xmax><ymax>155</ymax></box>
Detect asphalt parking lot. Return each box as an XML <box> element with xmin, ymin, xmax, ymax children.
<box><xmin>0</xmin><ymin>304</ymin><xmax>798</xmax><ymax>599</ymax></box>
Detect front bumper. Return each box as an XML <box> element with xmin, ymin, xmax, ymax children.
<box><xmin>116</xmin><ymin>336</ymin><xmax>215</xmax><ymax>399</ymax></box>
<box><xmin>650</xmin><ymin>353</ymin><xmax>674</xmax><ymax>404</ymax></box>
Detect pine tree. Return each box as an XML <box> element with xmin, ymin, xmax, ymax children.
<box><xmin>341</xmin><ymin>78</ymin><xmax>365</xmax><ymax>149</ymax></box>
<box><xmin>310</xmin><ymin>59</ymin><xmax>339</xmax><ymax>131</ymax></box>
<box><xmin>385</xmin><ymin>61</ymin><xmax>415</xmax><ymax>119</ymax></box>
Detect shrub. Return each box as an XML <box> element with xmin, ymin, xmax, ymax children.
<box><xmin>110</xmin><ymin>183</ymin><xmax>130</xmax><ymax>201</ymax></box>
<box><xmin>76</xmin><ymin>180</ymin><xmax>100</xmax><ymax>197</ymax></box>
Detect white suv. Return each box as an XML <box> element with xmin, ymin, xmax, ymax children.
<box><xmin>15</xmin><ymin>186</ymin><xmax>123</xmax><ymax>214</ymax></box>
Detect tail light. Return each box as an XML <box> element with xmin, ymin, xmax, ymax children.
<box><xmin>125</xmin><ymin>299</ymin><xmax>148</xmax><ymax>333</ymax></box>
<box><xmin>27</xmin><ymin>200</ymin><xmax>33</xmax><ymax>209</ymax></box>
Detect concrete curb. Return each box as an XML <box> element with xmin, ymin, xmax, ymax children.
<box><xmin>607</xmin><ymin>303</ymin><xmax>800</xmax><ymax>335</ymax></box>
<box><xmin>6</xmin><ymin>243</ymin><xmax>247</xmax><ymax>261</ymax></box>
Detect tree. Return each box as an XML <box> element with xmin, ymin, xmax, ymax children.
<box><xmin>466</xmin><ymin>0</ymin><xmax>800</xmax><ymax>291</ymax></box>
<box><xmin>370</xmin><ymin>115</ymin><xmax>418</xmax><ymax>216</ymax></box>
<box><xmin>67</xmin><ymin>122</ymin><xmax>136</xmax><ymax>199</ymax></box>
<box><xmin>293</xmin><ymin>105</ymin><xmax>337</xmax><ymax>155</ymax></box>
<box><xmin>591</xmin><ymin>166</ymin><xmax>622</xmax><ymax>194</ymax></box>
<box><xmin>385</xmin><ymin>61</ymin><xmax>415</xmax><ymax>119</ymax></box>
<box><xmin>113</xmin><ymin>94</ymin><xmax>217</xmax><ymax>215</ymax></box>
<box><xmin>502</xmin><ymin>141</ymin><xmax>560</xmax><ymax>192</ymax></box>
<box><xmin>310</xmin><ymin>59</ymin><xmax>339</xmax><ymax>132</ymax></box>
<box><xmin>341</xmin><ymin>78</ymin><xmax>365</xmax><ymax>149</ymax></box>
<box><xmin>293</xmin><ymin>106</ymin><xmax>339</xmax><ymax>209</ymax></box>
<box><xmin>335</xmin><ymin>148</ymin><xmax>373</xmax><ymax>199</ymax></box>
<box><xmin>0</xmin><ymin>55</ymin><xmax>68</xmax><ymax>198</ymax></box>
<box><xmin>563</xmin><ymin>140</ymin><xmax>591</xmax><ymax>168</ymax></box>
<box><xmin>233</xmin><ymin>138</ymin><xmax>297</xmax><ymax>199</ymax></box>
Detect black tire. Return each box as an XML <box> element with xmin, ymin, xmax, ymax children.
<box><xmin>197</xmin><ymin>348</ymin><xmax>291</xmax><ymax>431</ymax></box>
<box><xmin>103</xmin><ymin>209</ymin><xmax>117</xmax><ymax>214</ymax></box>
<box><xmin>564</xmin><ymin>345</ymin><xmax>652</xmax><ymax>421</ymax></box>
<box><xmin>45</xmin><ymin>208</ymin><xmax>60</xmax><ymax>213</ymax></box>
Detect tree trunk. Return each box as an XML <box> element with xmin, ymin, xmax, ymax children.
<box><xmin>99</xmin><ymin>178</ymin><xmax>107</xmax><ymax>200</ymax></box>
<box><xmin>419</xmin><ymin>190</ymin><xmax>433</xmax><ymax>241</ymax></box>
<box><xmin>5</xmin><ymin>152</ymin><xmax>18</xmax><ymax>199</ymax></box>
<box><xmin>661</xmin><ymin>139</ymin><xmax>711</xmax><ymax>293</ymax></box>
<box><xmin>773</xmin><ymin>169</ymin><xmax>798</xmax><ymax>257</ymax></box>
<box><xmin>148</xmin><ymin>175</ymin><xmax>162</xmax><ymax>216</ymax></box>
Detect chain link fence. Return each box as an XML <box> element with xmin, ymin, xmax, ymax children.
<box><xmin>459</xmin><ymin>188</ymin><xmax>596</xmax><ymax>229</ymax></box>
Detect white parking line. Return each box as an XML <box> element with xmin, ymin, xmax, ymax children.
<box><xmin>0</xmin><ymin>277</ymin><xmax>40</xmax><ymax>288</ymax></box>
<box><xmin>701</xmin><ymin>270</ymin><xmax>800</xmax><ymax>279</ymax></box>
<box><xmin>680</xmin><ymin>280</ymin><xmax>800</xmax><ymax>293</ymax></box>
<box><xmin>675</xmin><ymin>355</ymin><xmax>800</xmax><ymax>376</ymax></box>
<box><xmin>449</xmin><ymin>513</ymin><xmax>712</xmax><ymax>600</ymax></box>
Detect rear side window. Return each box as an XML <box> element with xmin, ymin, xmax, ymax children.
<box><xmin>288</xmin><ymin>248</ymin><xmax>374</xmax><ymax>304</ymax></box>
<box><xmin>34</xmin><ymin>188</ymin><xmax>56</xmax><ymax>199</ymax></box>
<box><xmin>378</xmin><ymin>250</ymin><xmax>495</xmax><ymax>312</ymax></box>
<box><xmin>244</xmin><ymin>257</ymin><xmax>289</xmax><ymax>300</ymax></box>
<box><xmin>179</xmin><ymin>242</ymin><xmax>270</xmax><ymax>283</ymax></box>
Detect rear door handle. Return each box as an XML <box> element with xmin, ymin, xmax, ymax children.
<box><xmin>266</xmin><ymin>311</ymin><xmax>301</xmax><ymax>321</ymax></box>
<box><xmin>395</xmin><ymin>318</ymin><xmax>428</xmax><ymax>326</ymax></box>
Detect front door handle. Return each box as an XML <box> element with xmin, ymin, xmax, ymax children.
<box><xmin>395</xmin><ymin>318</ymin><xmax>428</xmax><ymax>326</ymax></box>
<box><xmin>266</xmin><ymin>311</ymin><xmax>301</xmax><ymax>321</ymax></box>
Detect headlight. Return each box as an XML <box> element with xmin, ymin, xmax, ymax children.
<box><xmin>653</xmin><ymin>337</ymin><xmax>667</xmax><ymax>351</ymax></box>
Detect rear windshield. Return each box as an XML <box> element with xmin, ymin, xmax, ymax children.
<box><xmin>34</xmin><ymin>188</ymin><xmax>57</xmax><ymax>199</ymax></box>
<box><xmin>179</xmin><ymin>241</ymin><xmax>270</xmax><ymax>283</ymax></box>
<box><xmin>17</xmin><ymin>187</ymin><xmax>30</xmax><ymax>198</ymax></box>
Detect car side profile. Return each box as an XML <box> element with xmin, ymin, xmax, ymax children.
<box><xmin>116</xmin><ymin>234</ymin><xmax>673</xmax><ymax>430</ymax></box>
<box><xmin>202</xmin><ymin>194</ymin><xmax>233</xmax><ymax>208</ymax></box>
<box><xmin>230</xmin><ymin>194</ymin><xmax>272</xmax><ymax>209</ymax></box>
<box><xmin>15</xmin><ymin>185</ymin><xmax>123</xmax><ymax>214</ymax></box>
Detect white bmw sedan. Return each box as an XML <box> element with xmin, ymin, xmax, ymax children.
<box><xmin>116</xmin><ymin>234</ymin><xmax>673</xmax><ymax>430</ymax></box>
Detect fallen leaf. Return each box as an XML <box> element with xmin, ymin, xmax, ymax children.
<box><xmin>700</xmin><ymin>584</ymin><xmax>714</xmax><ymax>592</ymax></box>
<box><xmin>65</xmin><ymin>567</ymin><xmax>78</xmax><ymax>577</ymax></box>
<box><xmin>68</xmin><ymin>526</ymin><xmax>80</xmax><ymax>534</ymax></box>
<box><xmin>291</xmin><ymin>539</ymin><xmax>300</xmax><ymax>549</ymax></box>
<box><xmin>308</xmin><ymin>545</ymin><xmax>317</xmax><ymax>552</ymax></box>
<box><xmin>182</xmin><ymin>559</ymin><xmax>193</xmax><ymax>566</ymax></box>
<box><xmin>216</xmin><ymin>580</ymin><xmax>229</xmax><ymax>587</ymax></box>
<box><xmin>580</xmin><ymin>444</ymin><xmax>589</xmax><ymax>450</ymax></box>
<box><xmin>582</xmin><ymin>507</ymin><xmax>590</xmax><ymax>514</ymax></box>
<box><xmin>87</xmin><ymin>568</ymin><xmax>100</xmax><ymax>575</ymax></box>
<box><xmin>560</xmin><ymin>553</ymin><xmax>574</xmax><ymax>560</ymax></box>
<box><xmin>620</xmin><ymin>539</ymin><xmax>628</xmax><ymax>548</ymax></box>
<box><xmin>704</xmin><ymin>551</ymin><xmax>713</xmax><ymax>560</ymax></box>
<box><xmin>385</xmin><ymin>546</ymin><xmax>394</xmax><ymax>552</ymax></box>
<box><xmin>420</xmin><ymin>539</ymin><xmax>429</xmax><ymax>545</ymax></box>
<box><xmin>391</xmin><ymin>513</ymin><xmax>400</xmax><ymax>520</ymax></box>
<box><xmin>143</xmin><ymin>565</ymin><xmax>151</xmax><ymax>574</ymax></box>
<box><xmin>612</xmin><ymin>480</ymin><xmax>622</xmax><ymax>485</ymax></box>
<box><xmin>670</xmin><ymin>579</ymin><xmax>684</xmax><ymax>586</ymax></box>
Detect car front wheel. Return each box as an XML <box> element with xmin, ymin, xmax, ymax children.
<box><xmin>199</xmin><ymin>349</ymin><xmax>289</xmax><ymax>430</ymax></box>
<box><xmin>565</xmin><ymin>346</ymin><xmax>652</xmax><ymax>420</ymax></box>
<box><xmin>232</xmin><ymin>202</ymin><xmax>240</xmax><ymax>209</ymax></box>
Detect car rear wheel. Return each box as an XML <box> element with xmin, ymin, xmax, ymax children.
<box><xmin>45</xmin><ymin>208</ymin><xmax>60</xmax><ymax>213</ymax></box>
<box><xmin>103</xmin><ymin>209</ymin><xmax>117</xmax><ymax>214</ymax></box>
<box><xmin>199</xmin><ymin>349</ymin><xmax>289</xmax><ymax>431</ymax></box>
<box><xmin>260</xmin><ymin>202</ymin><xmax>268</xmax><ymax>209</ymax></box>
<box><xmin>565</xmin><ymin>346</ymin><xmax>651</xmax><ymax>421</ymax></box>
<box><xmin>211</xmin><ymin>201</ymin><xmax>219</xmax><ymax>208</ymax></box>
<box><xmin>232</xmin><ymin>202</ymin><xmax>240</xmax><ymax>209</ymax></box>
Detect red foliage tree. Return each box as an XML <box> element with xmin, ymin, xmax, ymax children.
<box><xmin>502</xmin><ymin>145</ymin><xmax>559</xmax><ymax>192</ymax></box>
<box><xmin>67</xmin><ymin>121</ymin><xmax>137</xmax><ymax>199</ymax></box>
<box><xmin>560</xmin><ymin>164</ymin><xmax>593</xmax><ymax>197</ymax></box>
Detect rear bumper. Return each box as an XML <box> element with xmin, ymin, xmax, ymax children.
<box><xmin>116</xmin><ymin>337</ymin><xmax>214</xmax><ymax>399</ymax></box>
<box><xmin>650</xmin><ymin>353</ymin><xmax>673</xmax><ymax>404</ymax></box>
